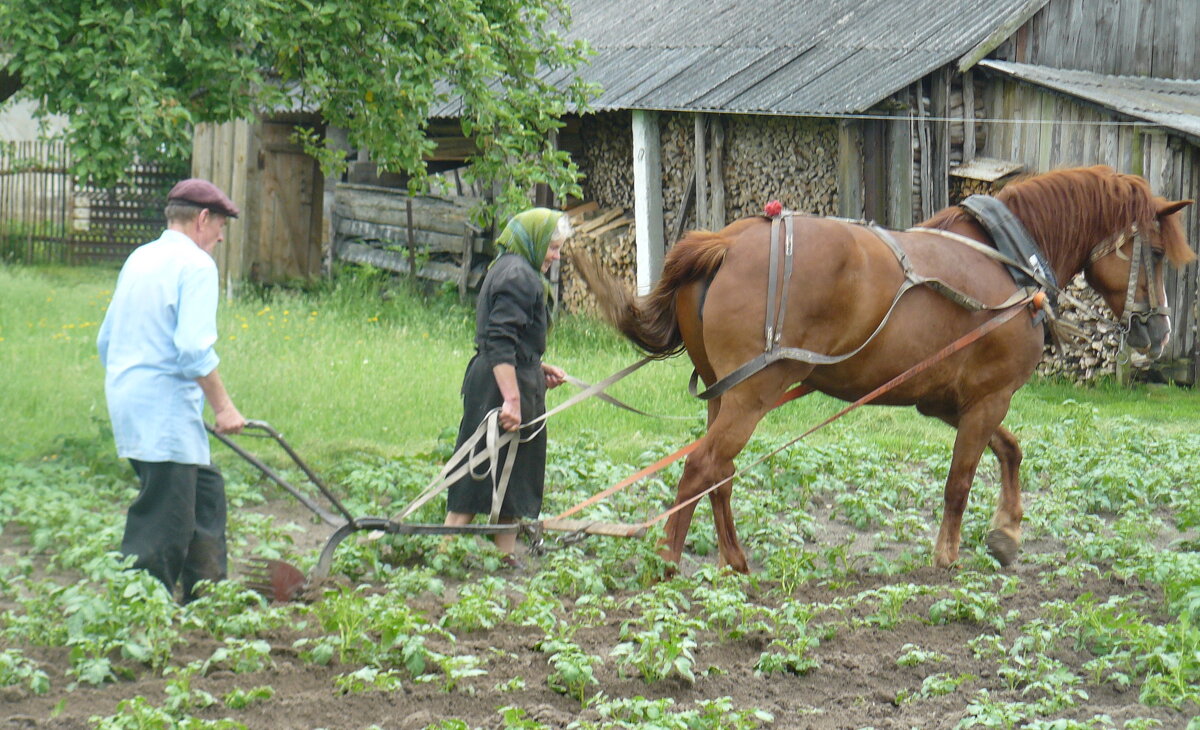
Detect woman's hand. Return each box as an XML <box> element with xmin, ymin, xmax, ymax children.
<box><xmin>542</xmin><ymin>363</ymin><xmax>566</xmax><ymax>389</ymax></box>
<box><xmin>493</xmin><ymin>363</ymin><xmax>522</xmax><ymax>431</ymax></box>
<box><xmin>499</xmin><ymin>398</ymin><xmax>522</xmax><ymax>431</ymax></box>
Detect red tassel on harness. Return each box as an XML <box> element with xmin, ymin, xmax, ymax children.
<box><xmin>764</xmin><ymin>200</ymin><xmax>783</xmax><ymax>218</ymax></box>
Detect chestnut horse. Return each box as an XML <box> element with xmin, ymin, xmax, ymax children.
<box><xmin>579</xmin><ymin>166</ymin><xmax>1193</xmax><ymax>572</ymax></box>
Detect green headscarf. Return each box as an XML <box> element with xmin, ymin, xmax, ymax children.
<box><xmin>495</xmin><ymin>208</ymin><xmax>564</xmax><ymax>270</ymax></box>
<box><xmin>493</xmin><ymin>207</ymin><xmax>564</xmax><ymax>299</ymax></box>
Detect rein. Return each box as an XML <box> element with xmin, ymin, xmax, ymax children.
<box><xmin>392</xmin><ymin>357</ymin><xmax>657</xmax><ymax>524</ymax></box>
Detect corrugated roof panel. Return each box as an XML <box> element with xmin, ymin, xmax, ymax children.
<box><xmin>617</xmin><ymin>48</ymin><xmax>714</xmax><ymax>107</ymax></box>
<box><xmin>683</xmin><ymin>46</ymin><xmax>804</xmax><ymax>109</ymax></box>
<box><xmin>979</xmin><ymin>60</ymin><xmax>1200</xmax><ymax>140</ymax></box>
<box><xmin>430</xmin><ymin>0</ymin><xmax>1041</xmax><ymax>118</ymax></box>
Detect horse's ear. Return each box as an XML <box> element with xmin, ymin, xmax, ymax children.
<box><xmin>1157</xmin><ymin>199</ymin><xmax>1194</xmax><ymax>218</ymax></box>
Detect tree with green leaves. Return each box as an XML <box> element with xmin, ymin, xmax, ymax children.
<box><xmin>0</xmin><ymin>0</ymin><xmax>595</xmax><ymax>217</ymax></box>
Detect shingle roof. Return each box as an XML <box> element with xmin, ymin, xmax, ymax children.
<box><xmin>431</xmin><ymin>0</ymin><xmax>1046</xmax><ymax>118</ymax></box>
<box><xmin>979</xmin><ymin>60</ymin><xmax>1200</xmax><ymax>142</ymax></box>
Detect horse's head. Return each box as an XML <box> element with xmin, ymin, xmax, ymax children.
<box><xmin>1084</xmin><ymin>197</ymin><xmax>1194</xmax><ymax>360</ymax></box>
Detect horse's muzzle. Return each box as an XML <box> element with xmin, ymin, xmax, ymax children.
<box><xmin>1127</xmin><ymin>313</ymin><xmax>1171</xmax><ymax>360</ymax></box>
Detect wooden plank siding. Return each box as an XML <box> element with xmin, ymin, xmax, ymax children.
<box><xmin>1015</xmin><ymin>0</ymin><xmax>1193</xmax><ymax>79</ymax></box>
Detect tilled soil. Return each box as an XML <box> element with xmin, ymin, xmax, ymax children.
<box><xmin>2</xmin><ymin>496</ymin><xmax>1195</xmax><ymax>730</ymax></box>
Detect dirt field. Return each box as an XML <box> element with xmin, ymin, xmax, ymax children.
<box><xmin>3</xmin><ymin>491</ymin><xmax>1195</xmax><ymax>730</ymax></box>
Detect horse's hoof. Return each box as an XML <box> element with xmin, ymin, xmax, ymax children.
<box><xmin>986</xmin><ymin>529</ymin><xmax>1020</xmax><ymax>567</ymax></box>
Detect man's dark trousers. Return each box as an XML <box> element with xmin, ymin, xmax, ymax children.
<box><xmin>122</xmin><ymin>460</ymin><xmax>228</xmax><ymax>603</ymax></box>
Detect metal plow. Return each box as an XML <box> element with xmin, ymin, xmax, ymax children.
<box><xmin>210</xmin><ymin>421</ymin><xmax>643</xmax><ymax>601</ymax></box>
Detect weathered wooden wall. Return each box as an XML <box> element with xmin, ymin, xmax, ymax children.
<box><xmin>1006</xmin><ymin>0</ymin><xmax>1199</xmax><ymax>78</ymax></box>
<box><xmin>332</xmin><ymin>184</ymin><xmax>490</xmax><ymax>295</ymax></box>
<box><xmin>192</xmin><ymin>119</ymin><xmax>255</xmax><ymax>293</ymax></box>
<box><xmin>193</xmin><ymin>116</ymin><xmax>325</xmax><ymax>294</ymax></box>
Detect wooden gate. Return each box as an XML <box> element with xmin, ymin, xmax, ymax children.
<box><xmin>193</xmin><ymin>116</ymin><xmax>325</xmax><ymax>290</ymax></box>
<box><xmin>0</xmin><ymin>141</ymin><xmax>185</xmax><ymax>265</ymax></box>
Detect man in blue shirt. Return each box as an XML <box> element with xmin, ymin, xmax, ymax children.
<box><xmin>97</xmin><ymin>178</ymin><xmax>247</xmax><ymax>603</ymax></box>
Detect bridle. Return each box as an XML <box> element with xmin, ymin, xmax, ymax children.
<box><xmin>1086</xmin><ymin>223</ymin><xmax>1170</xmax><ymax>342</ymax></box>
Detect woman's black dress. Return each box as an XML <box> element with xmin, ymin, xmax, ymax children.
<box><xmin>446</xmin><ymin>254</ymin><xmax>549</xmax><ymax>519</ymax></box>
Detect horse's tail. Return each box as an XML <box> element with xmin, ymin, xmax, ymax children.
<box><xmin>574</xmin><ymin>231</ymin><xmax>732</xmax><ymax>358</ymax></box>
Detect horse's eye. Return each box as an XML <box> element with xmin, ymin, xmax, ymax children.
<box><xmin>1151</xmin><ymin>247</ymin><xmax>1166</xmax><ymax>261</ymax></box>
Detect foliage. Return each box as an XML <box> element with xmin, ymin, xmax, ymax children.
<box><xmin>535</xmin><ymin>636</ymin><xmax>601</xmax><ymax>704</ymax></box>
<box><xmin>611</xmin><ymin>582</ymin><xmax>705</xmax><ymax>684</ymax></box>
<box><xmin>0</xmin><ymin>649</ymin><xmax>50</xmax><ymax>695</ymax></box>
<box><xmin>0</xmin><ymin>0</ymin><xmax>595</xmax><ymax>217</ymax></box>
<box><xmin>577</xmin><ymin>695</ymin><xmax>774</xmax><ymax>730</ymax></box>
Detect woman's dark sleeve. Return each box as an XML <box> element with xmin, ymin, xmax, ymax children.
<box><xmin>479</xmin><ymin>267</ymin><xmax>539</xmax><ymax>368</ymax></box>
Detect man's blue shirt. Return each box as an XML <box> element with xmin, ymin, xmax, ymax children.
<box><xmin>97</xmin><ymin>229</ymin><xmax>220</xmax><ymax>464</ymax></box>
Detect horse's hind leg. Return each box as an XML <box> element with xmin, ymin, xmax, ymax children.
<box><xmin>661</xmin><ymin>387</ymin><xmax>777</xmax><ymax>574</ymax></box>
<box><xmin>985</xmin><ymin>425</ymin><xmax>1023</xmax><ymax>566</ymax></box>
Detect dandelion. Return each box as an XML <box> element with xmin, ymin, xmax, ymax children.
<box><xmin>241</xmin><ymin>323</ymin><xmax>249</xmax><ymax>329</ymax></box>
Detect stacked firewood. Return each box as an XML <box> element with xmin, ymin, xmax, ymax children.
<box><xmin>719</xmin><ymin>116</ymin><xmax>839</xmax><ymax>221</ymax></box>
<box><xmin>578</xmin><ymin>112</ymin><xmax>635</xmax><ymax>212</ymax></box>
<box><xmin>1036</xmin><ymin>274</ymin><xmax>1120</xmax><ymax>382</ymax></box>
<box><xmin>580</xmin><ymin>111</ymin><xmax>839</xmax><ymax>243</ymax></box>
<box><xmin>558</xmin><ymin>203</ymin><xmax>635</xmax><ymax>314</ymax></box>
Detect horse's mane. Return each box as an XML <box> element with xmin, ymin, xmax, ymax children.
<box><xmin>920</xmin><ymin>165</ymin><xmax>1194</xmax><ymax>270</ymax></box>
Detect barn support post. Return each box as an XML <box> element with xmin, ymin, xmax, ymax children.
<box><xmin>929</xmin><ymin>66</ymin><xmax>951</xmax><ymax>213</ymax></box>
<box><xmin>887</xmin><ymin>95</ymin><xmax>915</xmax><ymax>228</ymax></box>
<box><xmin>961</xmin><ymin>69</ymin><xmax>976</xmax><ymax>164</ymax></box>
<box><xmin>709</xmin><ymin>115</ymin><xmax>725</xmax><ymax>229</ymax></box>
<box><xmin>694</xmin><ymin>113</ymin><xmax>708</xmax><ymax>231</ymax></box>
<box><xmin>837</xmin><ymin>119</ymin><xmax>865</xmax><ymax>220</ymax></box>
<box><xmin>633</xmin><ymin>110</ymin><xmax>665</xmax><ymax>293</ymax></box>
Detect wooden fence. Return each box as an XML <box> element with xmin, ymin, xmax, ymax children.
<box><xmin>332</xmin><ymin>183</ymin><xmax>493</xmax><ymax>298</ymax></box>
<box><xmin>0</xmin><ymin>141</ymin><xmax>186</xmax><ymax>265</ymax></box>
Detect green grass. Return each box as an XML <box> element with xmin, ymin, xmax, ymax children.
<box><xmin>4</xmin><ymin>263</ymin><xmax>1200</xmax><ymax>727</ymax></box>
<box><xmin>2</xmin><ymin>263</ymin><xmax>1199</xmax><ymax>469</ymax></box>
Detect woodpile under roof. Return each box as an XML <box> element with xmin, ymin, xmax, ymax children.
<box><xmin>559</xmin><ymin>202</ymin><xmax>634</xmax><ymax>314</ymax></box>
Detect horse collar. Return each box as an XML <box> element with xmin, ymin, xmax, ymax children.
<box><xmin>960</xmin><ymin>195</ymin><xmax>1059</xmax><ymax>309</ymax></box>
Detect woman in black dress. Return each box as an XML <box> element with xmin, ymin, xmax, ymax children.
<box><xmin>443</xmin><ymin>208</ymin><xmax>570</xmax><ymax>556</ymax></box>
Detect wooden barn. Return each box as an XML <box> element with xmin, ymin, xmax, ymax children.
<box><xmin>971</xmin><ymin>0</ymin><xmax>1200</xmax><ymax>382</ymax></box>
<box><xmin>422</xmin><ymin>0</ymin><xmax>1200</xmax><ymax>384</ymax></box>
<box><xmin>200</xmin><ymin>0</ymin><xmax>1200</xmax><ymax>383</ymax></box>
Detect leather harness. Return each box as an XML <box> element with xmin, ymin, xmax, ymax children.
<box><xmin>690</xmin><ymin>198</ymin><xmax>1057</xmax><ymax>401</ymax></box>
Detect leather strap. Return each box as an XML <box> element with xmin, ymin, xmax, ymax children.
<box><xmin>959</xmin><ymin>194</ymin><xmax>1059</xmax><ymax>304</ymax></box>
<box><xmin>689</xmin><ymin>219</ymin><xmax>1030</xmax><ymax>401</ymax></box>
<box><xmin>393</xmin><ymin>357</ymin><xmax>655</xmax><ymax>523</ymax></box>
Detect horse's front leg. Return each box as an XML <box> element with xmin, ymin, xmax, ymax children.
<box><xmin>934</xmin><ymin>397</ymin><xmax>1011</xmax><ymax>568</ymax></box>
<box><xmin>985</xmin><ymin>425</ymin><xmax>1023</xmax><ymax>566</ymax></box>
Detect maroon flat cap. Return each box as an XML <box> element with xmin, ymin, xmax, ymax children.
<box><xmin>167</xmin><ymin>178</ymin><xmax>240</xmax><ymax>218</ymax></box>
